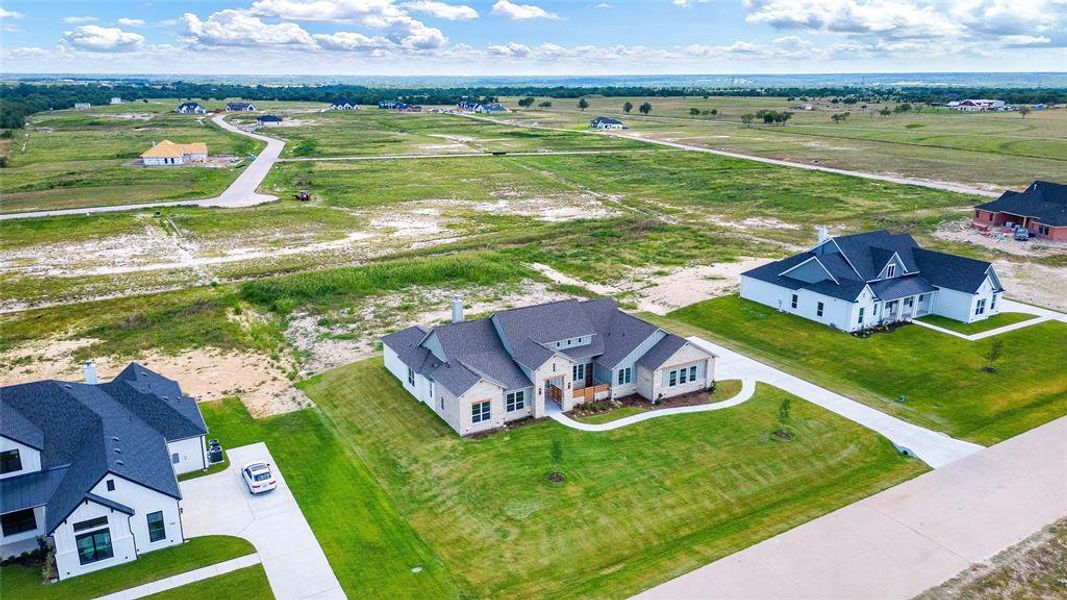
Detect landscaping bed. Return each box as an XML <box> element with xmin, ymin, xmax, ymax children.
<box><xmin>569</xmin><ymin>379</ymin><xmax>743</xmax><ymax>424</ymax></box>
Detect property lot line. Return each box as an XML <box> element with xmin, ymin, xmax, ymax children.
<box><xmin>548</xmin><ymin>378</ymin><xmax>757</xmax><ymax>432</ymax></box>
<box><xmin>911</xmin><ymin>299</ymin><xmax>1067</xmax><ymax>341</ymax></box>
<box><xmin>455</xmin><ymin>112</ymin><xmax>1000</xmax><ymax>198</ymax></box>
<box><xmin>92</xmin><ymin>554</ymin><xmax>261</xmax><ymax>600</ymax></box>
<box><xmin>686</xmin><ymin>335</ymin><xmax>984</xmax><ymax>469</ymax></box>
<box><xmin>635</xmin><ymin>414</ymin><xmax>1067</xmax><ymax>600</ymax></box>
<box><xmin>278</xmin><ymin>148</ymin><xmax>656</xmax><ymax>162</ymax></box>
<box><xmin>0</xmin><ymin>114</ymin><xmax>285</xmax><ymax>221</ymax></box>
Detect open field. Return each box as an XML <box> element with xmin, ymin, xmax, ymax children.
<box><xmin>0</xmin><ymin>536</ymin><xmax>255</xmax><ymax>600</ymax></box>
<box><xmin>1</xmin><ymin>101</ymin><xmax>265</xmax><ymax>213</ymax></box>
<box><xmin>660</xmin><ymin>295</ymin><xmax>1067</xmax><ymax>445</ymax></box>
<box><xmin>496</xmin><ymin>95</ymin><xmax>1067</xmax><ymax>188</ymax></box>
<box><xmin>295</xmin><ymin>357</ymin><xmax>925</xmax><ymax>598</ymax></box>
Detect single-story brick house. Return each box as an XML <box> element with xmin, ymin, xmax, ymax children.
<box><xmin>973</xmin><ymin>180</ymin><xmax>1067</xmax><ymax>241</ymax></box>
<box><xmin>741</xmin><ymin>229</ymin><xmax>1004</xmax><ymax>332</ymax></box>
<box><xmin>1</xmin><ymin>363</ymin><xmax>207</xmax><ymax>580</ymax></box>
<box><xmin>382</xmin><ymin>298</ymin><xmax>717</xmax><ymax>436</ymax></box>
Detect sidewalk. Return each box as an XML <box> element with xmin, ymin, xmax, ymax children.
<box><xmin>93</xmin><ymin>555</ymin><xmax>261</xmax><ymax>600</ymax></box>
<box><xmin>635</xmin><ymin>415</ymin><xmax>1067</xmax><ymax>599</ymax></box>
<box><xmin>910</xmin><ymin>299</ymin><xmax>1066</xmax><ymax>341</ymax></box>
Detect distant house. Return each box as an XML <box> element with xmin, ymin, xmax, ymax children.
<box><xmin>952</xmin><ymin>99</ymin><xmax>1007</xmax><ymax>111</ymax></box>
<box><xmin>396</xmin><ymin>104</ymin><xmax>423</xmax><ymax>112</ymax></box>
<box><xmin>176</xmin><ymin>102</ymin><xmax>206</xmax><ymax>114</ymax></box>
<box><xmin>378</xmin><ymin>100</ymin><xmax>399</xmax><ymax>109</ymax></box>
<box><xmin>109</xmin><ymin>97</ymin><xmax>124</xmax><ymax>105</ymax></box>
<box><xmin>383</xmin><ymin>297</ymin><xmax>716</xmax><ymax>436</ymax></box>
<box><xmin>589</xmin><ymin>116</ymin><xmax>625</xmax><ymax>130</ymax></box>
<box><xmin>973</xmin><ymin>180</ymin><xmax>1067</xmax><ymax>241</ymax></box>
<box><xmin>475</xmin><ymin>103</ymin><xmax>508</xmax><ymax>114</ymax></box>
<box><xmin>141</xmin><ymin>140</ymin><xmax>208</xmax><ymax>166</ymax></box>
<box><xmin>73</xmin><ymin>103</ymin><xmax>91</xmax><ymax>110</ymax></box>
<box><xmin>741</xmin><ymin>229</ymin><xmax>1005</xmax><ymax>331</ymax></box>
<box><xmin>329</xmin><ymin>100</ymin><xmax>358</xmax><ymax>110</ymax></box>
<box><xmin>0</xmin><ymin>363</ymin><xmax>208</xmax><ymax>580</ymax></box>
<box><xmin>256</xmin><ymin>115</ymin><xmax>283</xmax><ymax>126</ymax></box>
<box><xmin>225</xmin><ymin>102</ymin><xmax>256</xmax><ymax>112</ymax></box>
<box><xmin>456</xmin><ymin>100</ymin><xmax>480</xmax><ymax>112</ymax></box>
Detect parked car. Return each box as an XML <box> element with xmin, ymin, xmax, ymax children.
<box><xmin>242</xmin><ymin>461</ymin><xmax>277</xmax><ymax>494</ymax></box>
<box><xmin>1014</xmin><ymin>227</ymin><xmax>1030</xmax><ymax>241</ymax></box>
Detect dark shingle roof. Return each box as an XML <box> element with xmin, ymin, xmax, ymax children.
<box><xmin>257</xmin><ymin>115</ymin><xmax>282</xmax><ymax>122</ymax></box>
<box><xmin>431</xmin><ymin>319</ymin><xmax>531</xmax><ymax>393</ymax></box>
<box><xmin>636</xmin><ymin>335</ymin><xmax>688</xmax><ymax>370</ymax></box>
<box><xmin>492</xmin><ymin>299</ymin><xmax>596</xmax><ymax>368</ymax></box>
<box><xmin>831</xmin><ymin>230</ymin><xmax>919</xmax><ymax>279</ymax></box>
<box><xmin>1</xmin><ymin>365</ymin><xmax>206</xmax><ymax>532</ymax></box>
<box><xmin>591</xmin><ymin>116</ymin><xmax>623</xmax><ymax>125</ymax></box>
<box><xmin>0</xmin><ymin>466</ymin><xmax>67</xmax><ymax>513</ymax></box>
<box><xmin>742</xmin><ymin>253</ymin><xmax>868</xmax><ymax>302</ymax></box>
<box><xmin>913</xmin><ymin>249</ymin><xmax>1000</xmax><ymax>293</ymax></box>
<box><xmin>976</xmin><ymin>181</ymin><xmax>1067</xmax><ymax>226</ymax></box>
<box><xmin>0</xmin><ymin>402</ymin><xmax>43</xmax><ymax>449</ymax></box>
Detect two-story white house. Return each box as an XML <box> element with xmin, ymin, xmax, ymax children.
<box><xmin>0</xmin><ymin>363</ymin><xmax>208</xmax><ymax>580</ymax></box>
<box><xmin>382</xmin><ymin>297</ymin><xmax>717</xmax><ymax>436</ymax></box>
<box><xmin>740</xmin><ymin>229</ymin><xmax>1005</xmax><ymax>332</ymax></box>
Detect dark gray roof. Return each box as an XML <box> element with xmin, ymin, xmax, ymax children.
<box><xmin>257</xmin><ymin>115</ymin><xmax>282</xmax><ymax>122</ymax></box>
<box><xmin>226</xmin><ymin>102</ymin><xmax>254</xmax><ymax>109</ymax></box>
<box><xmin>492</xmin><ymin>299</ymin><xmax>596</xmax><ymax>368</ymax></box>
<box><xmin>430</xmin><ymin>319</ymin><xmax>531</xmax><ymax>394</ymax></box>
<box><xmin>0</xmin><ymin>402</ymin><xmax>43</xmax><ymax>449</ymax></box>
<box><xmin>591</xmin><ymin>116</ymin><xmax>623</xmax><ymax>125</ymax></box>
<box><xmin>976</xmin><ymin>181</ymin><xmax>1067</xmax><ymax>226</ymax></box>
<box><xmin>1</xmin><ymin>364</ymin><xmax>206</xmax><ymax>532</ymax></box>
<box><xmin>584</xmin><ymin>299</ymin><xmax>661</xmax><ymax>368</ymax></box>
<box><xmin>86</xmin><ymin>493</ymin><xmax>135</xmax><ymax>515</ymax></box>
<box><xmin>913</xmin><ymin>249</ymin><xmax>1000</xmax><ymax>293</ymax></box>
<box><xmin>177</xmin><ymin>102</ymin><xmax>202</xmax><ymax>109</ymax></box>
<box><xmin>636</xmin><ymin>335</ymin><xmax>688</xmax><ymax>370</ymax></box>
<box><xmin>0</xmin><ymin>466</ymin><xmax>67</xmax><ymax>513</ymax></box>
<box><xmin>743</xmin><ymin>230</ymin><xmax>997</xmax><ymax>301</ymax></box>
<box><xmin>868</xmin><ymin>275</ymin><xmax>936</xmax><ymax>301</ymax></box>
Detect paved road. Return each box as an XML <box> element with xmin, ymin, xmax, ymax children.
<box><xmin>457</xmin><ymin>112</ymin><xmax>1000</xmax><ymax>198</ymax></box>
<box><xmin>687</xmin><ymin>336</ymin><xmax>983</xmax><ymax>468</ymax></box>
<box><xmin>635</xmin><ymin>415</ymin><xmax>1067</xmax><ymax>599</ymax></box>
<box><xmin>180</xmin><ymin>443</ymin><xmax>345</xmax><ymax>600</ymax></box>
<box><xmin>279</xmin><ymin>148</ymin><xmax>653</xmax><ymax>162</ymax></box>
<box><xmin>0</xmin><ymin>115</ymin><xmax>285</xmax><ymax>221</ymax></box>
<box><xmin>548</xmin><ymin>379</ymin><xmax>757</xmax><ymax>432</ymax></box>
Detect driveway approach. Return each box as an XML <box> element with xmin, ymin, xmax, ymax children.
<box><xmin>687</xmin><ymin>336</ymin><xmax>983</xmax><ymax>468</ymax></box>
<box><xmin>0</xmin><ymin>114</ymin><xmax>284</xmax><ymax>221</ymax></box>
<box><xmin>635</xmin><ymin>415</ymin><xmax>1067</xmax><ymax>600</ymax></box>
<box><xmin>180</xmin><ymin>443</ymin><xmax>344</xmax><ymax>600</ymax></box>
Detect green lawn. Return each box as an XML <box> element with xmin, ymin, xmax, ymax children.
<box><xmin>917</xmin><ymin>312</ymin><xmax>1037</xmax><ymax>334</ymax></box>
<box><xmin>196</xmin><ymin>398</ymin><xmax>457</xmax><ymax>598</ymax></box>
<box><xmin>297</xmin><ymin>357</ymin><xmax>926</xmax><ymax>598</ymax></box>
<box><xmin>662</xmin><ymin>295</ymin><xmax>1067</xmax><ymax>445</ymax></box>
<box><xmin>574</xmin><ymin>379</ymin><xmax>744</xmax><ymax>424</ymax></box>
<box><xmin>144</xmin><ymin>565</ymin><xmax>273</xmax><ymax>600</ymax></box>
<box><xmin>0</xmin><ymin>536</ymin><xmax>254</xmax><ymax>600</ymax></box>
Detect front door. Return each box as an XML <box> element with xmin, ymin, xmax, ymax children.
<box><xmin>885</xmin><ymin>300</ymin><xmax>898</xmax><ymax>321</ymax></box>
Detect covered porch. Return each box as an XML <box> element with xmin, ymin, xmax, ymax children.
<box><xmin>870</xmin><ymin>276</ymin><xmax>937</xmax><ymax>325</ymax></box>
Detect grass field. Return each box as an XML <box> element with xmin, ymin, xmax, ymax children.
<box><xmin>296</xmin><ymin>357</ymin><xmax>926</xmax><ymax>598</ymax></box>
<box><xmin>662</xmin><ymin>295</ymin><xmax>1067</xmax><ymax>445</ymax></box>
<box><xmin>496</xmin><ymin>95</ymin><xmax>1067</xmax><ymax>188</ymax></box>
<box><xmin>0</xmin><ymin>536</ymin><xmax>254</xmax><ymax>600</ymax></box>
<box><xmin>917</xmin><ymin>312</ymin><xmax>1037</xmax><ymax>334</ymax></box>
<box><xmin>1</xmin><ymin>101</ymin><xmax>265</xmax><ymax>213</ymax></box>
<box><xmin>573</xmin><ymin>379</ymin><xmax>744</xmax><ymax>423</ymax></box>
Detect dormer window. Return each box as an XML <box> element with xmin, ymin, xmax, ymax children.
<box><xmin>0</xmin><ymin>449</ymin><xmax>22</xmax><ymax>474</ymax></box>
<box><xmin>886</xmin><ymin>264</ymin><xmax>895</xmax><ymax>278</ymax></box>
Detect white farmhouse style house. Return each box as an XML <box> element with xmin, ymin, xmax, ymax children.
<box><xmin>383</xmin><ymin>298</ymin><xmax>716</xmax><ymax>436</ymax></box>
<box><xmin>0</xmin><ymin>363</ymin><xmax>207</xmax><ymax>580</ymax></box>
<box><xmin>740</xmin><ymin>229</ymin><xmax>1004</xmax><ymax>332</ymax></box>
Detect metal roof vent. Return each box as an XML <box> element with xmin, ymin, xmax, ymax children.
<box><xmin>116</xmin><ymin>460</ymin><xmax>125</xmax><ymax>465</ymax></box>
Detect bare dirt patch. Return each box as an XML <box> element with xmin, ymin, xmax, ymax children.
<box><xmin>994</xmin><ymin>260</ymin><xmax>1067</xmax><ymax>313</ymax></box>
<box><xmin>0</xmin><ymin>339</ymin><xmax>306</xmax><ymax>416</ymax></box>
<box><xmin>934</xmin><ymin>219</ymin><xmax>1067</xmax><ymax>258</ymax></box>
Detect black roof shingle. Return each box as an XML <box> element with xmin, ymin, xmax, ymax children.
<box><xmin>976</xmin><ymin>181</ymin><xmax>1067</xmax><ymax>227</ymax></box>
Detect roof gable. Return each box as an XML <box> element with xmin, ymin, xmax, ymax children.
<box><xmin>976</xmin><ymin>181</ymin><xmax>1067</xmax><ymax>226</ymax></box>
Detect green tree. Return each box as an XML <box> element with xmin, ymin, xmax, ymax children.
<box><xmin>1019</xmin><ymin>106</ymin><xmax>1031</xmax><ymax>118</ymax></box>
<box><xmin>778</xmin><ymin>398</ymin><xmax>792</xmax><ymax>428</ymax></box>
<box><xmin>984</xmin><ymin>339</ymin><xmax>1005</xmax><ymax>373</ymax></box>
<box><xmin>638</xmin><ymin>102</ymin><xmax>652</xmax><ymax>115</ymax></box>
<box><xmin>690</xmin><ymin>107</ymin><xmax>701</xmax><ymax>116</ymax></box>
<box><xmin>578</xmin><ymin>98</ymin><xmax>590</xmax><ymax>111</ymax></box>
<box><xmin>538</xmin><ymin>101</ymin><xmax>552</xmax><ymax>108</ymax></box>
<box><xmin>879</xmin><ymin>107</ymin><xmax>892</xmax><ymax>117</ymax></box>
<box><xmin>710</xmin><ymin>108</ymin><xmax>718</xmax><ymax>117</ymax></box>
<box><xmin>517</xmin><ymin>96</ymin><xmax>536</xmax><ymax>108</ymax></box>
<box><xmin>623</xmin><ymin>101</ymin><xmax>633</xmax><ymax>113</ymax></box>
<box><xmin>740</xmin><ymin>113</ymin><xmax>755</xmax><ymax>126</ymax></box>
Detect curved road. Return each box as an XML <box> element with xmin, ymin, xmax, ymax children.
<box><xmin>0</xmin><ymin>114</ymin><xmax>285</xmax><ymax>221</ymax></box>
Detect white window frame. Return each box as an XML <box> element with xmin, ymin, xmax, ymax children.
<box><xmin>858</xmin><ymin>307</ymin><xmax>865</xmax><ymax>325</ymax></box>
<box><xmin>790</xmin><ymin>294</ymin><xmax>798</xmax><ymax>309</ymax></box>
<box><xmin>886</xmin><ymin>264</ymin><xmax>895</xmax><ymax>278</ymax></box>
<box><xmin>506</xmin><ymin>390</ymin><xmax>525</xmax><ymax>412</ymax></box>
<box><xmin>407</xmin><ymin>367</ymin><xmax>415</xmax><ymax>386</ymax></box>
<box><xmin>617</xmin><ymin>367</ymin><xmax>632</xmax><ymax>385</ymax></box>
<box><xmin>572</xmin><ymin>363</ymin><xmax>585</xmax><ymax>382</ymax></box>
<box><xmin>471</xmin><ymin>401</ymin><xmax>491</xmax><ymax>423</ymax></box>
<box><xmin>975</xmin><ymin>298</ymin><xmax>987</xmax><ymax>315</ymax></box>
<box><xmin>816</xmin><ymin>302</ymin><xmax>825</xmax><ymax>317</ymax></box>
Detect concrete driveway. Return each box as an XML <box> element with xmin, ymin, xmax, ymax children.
<box><xmin>0</xmin><ymin>115</ymin><xmax>285</xmax><ymax>221</ymax></box>
<box><xmin>180</xmin><ymin>443</ymin><xmax>344</xmax><ymax>600</ymax></box>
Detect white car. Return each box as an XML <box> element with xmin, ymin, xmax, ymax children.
<box><xmin>241</xmin><ymin>461</ymin><xmax>277</xmax><ymax>494</ymax></box>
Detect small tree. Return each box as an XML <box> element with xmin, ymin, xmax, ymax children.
<box><xmin>710</xmin><ymin>108</ymin><xmax>718</xmax><ymax>117</ymax></box>
<box><xmin>578</xmin><ymin>98</ymin><xmax>590</xmax><ymax>111</ymax></box>
<box><xmin>879</xmin><ymin>107</ymin><xmax>892</xmax><ymax>117</ymax></box>
<box><xmin>548</xmin><ymin>439</ymin><xmax>564</xmax><ymax>482</ymax></box>
<box><xmin>983</xmin><ymin>339</ymin><xmax>1004</xmax><ymax>373</ymax></box>
<box><xmin>740</xmin><ymin>113</ymin><xmax>754</xmax><ymax>127</ymax></box>
<box><xmin>638</xmin><ymin>102</ymin><xmax>652</xmax><ymax>115</ymax></box>
<box><xmin>1019</xmin><ymin>106</ymin><xmax>1031</xmax><ymax>118</ymax></box>
<box><xmin>690</xmin><ymin>107</ymin><xmax>701</xmax><ymax>116</ymax></box>
<box><xmin>623</xmin><ymin>101</ymin><xmax>633</xmax><ymax>113</ymax></box>
<box><xmin>538</xmin><ymin>100</ymin><xmax>552</xmax><ymax>108</ymax></box>
<box><xmin>517</xmin><ymin>96</ymin><xmax>536</xmax><ymax>109</ymax></box>
<box><xmin>774</xmin><ymin>398</ymin><xmax>794</xmax><ymax>439</ymax></box>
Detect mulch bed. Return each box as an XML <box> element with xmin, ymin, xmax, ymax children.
<box><xmin>566</xmin><ymin>388</ymin><xmax>713</xmax><ymax>420</ymax></box>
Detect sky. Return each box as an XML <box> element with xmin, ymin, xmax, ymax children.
<box><xmin>1</xmin><ymin>0</ymin><xmax>1065</xmax><ymax>76</ymax></box>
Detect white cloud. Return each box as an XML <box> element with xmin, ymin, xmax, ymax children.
<box><xmin>673</xmin><ymin>0</ymin><xmax>709</xmax><ymax>6</ymax></box>
<box><xmin>182</xmin><ymin>10</ymin><xmax>316</xmax><ymax>47</ymax></box>
<box><xmin>406</xmin><ymin>1</ymin><xmax>478</xmax><ymax>20</ymax></box>
<box><xmin>0</xmin><ymin>8</ymin><xmax>24</xmax><ymax>19</ymax></box>
<box><xmin>118</xmin><ymin>18</ymin><xmax>147</xmax><ymax>27</ymax></box>
<box><xmin>250</xmin><ymin>0</ymin><xmax>406</xmax><ymax>23</ymax></box>
<box><xmin>487</xmin><ymin>41</ymin><xmax>532</xmax><ymax>57</ymax></box>
<box><xmin>491</xmin><ymin>0</ymin><xmax>559</xmax><ymax>20</ymax></box>
<box><xmin>744</xmin><ymin>0</ymin><xmax>962</xmax><ymax>38</ymax></box>
<box><xmin>63</xmin><ymin>25</ymin><xmax>145</xmax><ymax>52</ymax></box>
<box><xmin>313</xmin><ymin>30</ymin><xmax>391</xmax><ymax>54</ymax></box>
<box><xmin>594</xmin><ymin>2</ymin><xmax>614</xmax><ymax>7</ymax></box>
<box><xmin>64</xmin><ymin>16</ymin><xmax>99</xmax><ymax>24</ymax></box>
